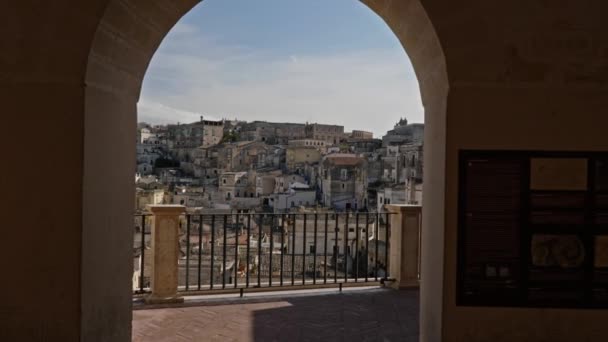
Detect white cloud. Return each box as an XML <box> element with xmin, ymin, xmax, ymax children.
<box><xmin>137</xmin><ymin>101</ymin><xmax>221</xmax><ymax>125</ymax></box>
<box><xmin>139</xmin><ymin>24</ymin><xmax>423</xmax><ymax>137</ymax></box>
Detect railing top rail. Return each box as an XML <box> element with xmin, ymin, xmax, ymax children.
<box><xmin>135</xmin><ymin>211</ymin><xmax>396</xmax><ymax>217</ymax></box>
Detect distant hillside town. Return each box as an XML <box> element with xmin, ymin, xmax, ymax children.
<box><xmin>135</xmin><ymin>117</ymin><xmax>423</xmax><ymax>214</ymax></box>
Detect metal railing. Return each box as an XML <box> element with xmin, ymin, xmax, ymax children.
<box><xmin>134</xmin><ymin>212</ymin><xmax>393</xmax><ymax>294</ymax></box>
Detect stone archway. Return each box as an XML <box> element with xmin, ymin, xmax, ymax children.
<box><xmin>82</xmin><ymin>1</ymin><xmax>447</xmax><ymax>341</ymax></box>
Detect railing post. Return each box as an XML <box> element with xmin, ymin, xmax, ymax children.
<box><xmin>386</xmin><ymin>205</ymin><xmax>422</xmax><ymax>289</ymax></box>
<box><xmin>145</xmin><ymin>205</ymin><xmax>186</xmax><ymax>304</ymax></box>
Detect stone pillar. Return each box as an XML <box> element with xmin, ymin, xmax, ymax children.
<box><xmin>387</xmin><ymin>204</ymin><xmax>422</xmax><ymax>289</ymax></box>
<box><xmin>145</xmin><ymin>205</ymin><xmax>186</xmax><ymax>304</ymax></box>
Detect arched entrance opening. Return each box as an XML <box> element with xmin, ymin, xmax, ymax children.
<box><xmin>82</xmin><ymin>0</ymin><xmax>447</xmax><ymax>340</ymax></box>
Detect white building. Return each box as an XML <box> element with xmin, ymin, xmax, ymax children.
<box><xmin>270</xmin><ymin>188</ymin><xmax>316</xmax><ymax>211</ymax></box>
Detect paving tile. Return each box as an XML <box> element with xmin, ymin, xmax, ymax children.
<box><xmin>133</xmin><ymin>288</ymin><xmax>419</xmax><ymax>341</ymax></box>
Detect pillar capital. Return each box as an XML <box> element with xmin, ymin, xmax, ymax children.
<box><xmin>147</xmin><ymin>205</ymin><xmax>186</xmax><ymax>215</ymax></box>
<box><xmin>386</xmin><ymin>204</ymin><xmax>422</xmax><ymax>215</ymax></box>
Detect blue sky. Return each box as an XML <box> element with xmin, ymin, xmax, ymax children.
<box><xmin>139</xmin><ymin>0</ymin><xmax>423</xmax><ymax>137</ymax></box>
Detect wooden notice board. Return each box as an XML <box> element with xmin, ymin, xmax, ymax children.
<box><xmin>458</xmin><ymin>150</ymin><xmax>608</xmax><ymax>308</ymax></box>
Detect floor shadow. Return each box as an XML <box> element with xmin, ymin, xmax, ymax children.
<box><xmin>251</xmin><ymin>288</ymin><xmax>419</xmax><ymax>342</ymax></box>
<box><xmin>132</xmin><ymin>288</ymin><xmax>419</xmax><ymax>342</ymax></box>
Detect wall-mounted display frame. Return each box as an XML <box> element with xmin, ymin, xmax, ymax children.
<box><xmin>458</xmin><ymin>150</ymin><xmax>608</xmax><ymax>309</ymax></box>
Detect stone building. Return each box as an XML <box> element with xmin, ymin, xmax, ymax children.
<box><xmin>134</xmin><ymin>188</ymin><xmax>165</xmax><ymax>212</ymax></box>
<box><xmin>376</xmin><ymin>184</ymin><xmax>406</xmax><ymax>212</ymax></box>
<box><xmin>349</xmin><ymin>130</ymin><xmax>374</xmax><ymax>139</ymax></box>
<box><xmin>167</xmin><ymin>118</ymin><xmax>224</xmax><ymax>149</ymax></box>
<box><xmin>255</xmin><ymin>172</ymin><xmax>279</xmax><ymax>197</ymax></box>
<box><xmin>305</xmin><ymin>123</ymin><xmax>345</xmax><ymax>145</ymax></box>
<box><xmin>399</xmin><ymin>143</ymin><xmax>423</xmax><ymax>184</ymax></box>
<box><xmin>345</xmin><ymin>138</ymin><xmax>382</xmax><ymax>154</ymax></box>
<box><xmin>136</xmin><ymin>142</ymin><xmax>164</xmax><ymax>175</ymax></box>
<box><xmin>219</xmin><ymin>172</ymin><xmax>250</xmax><ymax>200</ymax></box>
<box><xmin>376</xmin><ymin>142</ymin><xmax>423</xmax><ymax>185</ymax></box>
<box><xmin>381</xmin><ymin>118</ymin><xmax>424</xmax><ymax>147</ymax></box>
<box><xmin>288</xmin><ymin>139</ymin><xmax>328</xmax><ymax>151</ymax></box>
<box><xmin>275</xmin><ymin>174</ymin><xmax>307</xmax><ymax>194</ymax></box>
<box><xmin>135</xmin><ymin>175</ymin><xmax>163</xmax><ymax>190</ymax></box>
<box><xmin>217</xmin><ymin>141</ymin><xmax>276</xmax><ymax>172</ymax></box>
<box><xmin>238</xmin><ymin>121</ymin><xmax>306</xmax><ymax>144</ymax></box>
<box><xmin>269</xmin><ymin>188</ymin><xmax>316</xmax><ymax>212</ymax></box>
<box><xmin>285</xmin><ymin>146</ymin><xmax>322</xmax><ymax>173</ymax></box>
<box><xmin>319</xmin><ymin>154</ymin><xmax>368</xmax><ymax>211</ymax></box>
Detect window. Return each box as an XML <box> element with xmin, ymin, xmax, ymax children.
<box><xmin>291</xmin><ymin>201</ymin><xmax>295</xmax><ymax>208</ymax></box>
<box><xmin>341</xmin><ymin>169</ymin><xmax>348</xmax><ymax>179</ymax></box>
<box><xmin>342</xmin><ymin>183</ymin><xmax>345</xmax><ymax>190</ymax></box>
<box><xmin>309</xmin><ymin>245</ymin><xmax>316</xmax><ymax>254</ymax></box>
<box><xmin>223</xmin><ymin>179</ymin><xmax>227</xmax><ymax>184</ymax></box>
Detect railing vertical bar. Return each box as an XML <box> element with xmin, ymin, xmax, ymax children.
<box><xmin>234</xmin><ymin>213</ymin><xmax>239</xmax><ymax>289</ymax></box>
<box><xmin>302</xmin><ymin>214</ymin><xmax>307</xmax><ymax>285</ymax></box>
<box><xmin>269</xmin><ymin>214</ymin><xmax>274</xmax><ymax>288</ymax></box>
<box><xmin>139</xmin><ymin>214</ymin><xmax>146</xmax><ymax>292</ymax></box>
<box><xmin>210</xmin><ymin>215</ymin><xmax>216</xmax><ymax>290</ymax></box>
<box><xmin>198</xmin><ymin>214</ymin><xmax>203</xmax><ymax>290</ymax></box>
<box><xmin>334</xmin><ymin>214</ymin><xmax>339</xmax><ymax>284</ymax></box>
<box><xmin>355</xmin><ymin>212</ymin><xmax>359</xmax><ymax>282</ymax></box>
<box><xmin>385</xmin><ymin>213</ymin><xmax>390</xmax><ymax>280</ymax></box>
<box><xmin>323</xmin><ymin>214</ymin><xmax>328</xmax><ymax>284</ymax></box>
<box><xmin>246</xmin><ymin>214</ymin><xmax>251</xmax><ymax>288</ymax></box>
<box><xmin>185</xmin><ymin>215</ymin><xmax>191</xmax><ymax>291</ymax></box>
<box><xmin>344</xmin><ymin>212</ymin><xmax>349</xmax><ymax>283</ymax></box>
<box><xmin>365</xmin><ymin>212</ymin><xmax>369</xmax><ymax>282</ymax></box>
<box><xmin>375</xmin><ymin>213</ymin><xmax>379</xmax><ymax>281</ymax></box>
<box><xmin>280</xmin><ymin>214</ymin><xmax>285</xmax><ymax>286</ymax></box>
<box><xmin>258</xmin><ymin>213</ymin><xmax>262</xmax><ymax>287</ymax></box>
<box><xmin>222</xmin><ymin>215</ymin><xmax>227</xmax><ymax>289</ymax></box>
<box><xmin>313</xmin><ymin>213</ymin><xmax>318</xmax><ymax>285</ymax></box>
<box><xmin>291</xmin><ymin>214</ymin><xmax>296</xmax><ymax>286</ymax></box>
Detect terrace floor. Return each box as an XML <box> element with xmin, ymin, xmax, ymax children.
<box><xmin>132</xmin><ymin>287</ymin><xmax>419</xmax><ymax>342</ymax></box>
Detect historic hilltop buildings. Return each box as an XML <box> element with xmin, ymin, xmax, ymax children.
<box><xmin>135</xmin><ymin>118</ymin><xmax>423</xmax><ymax>214</ymax></box>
